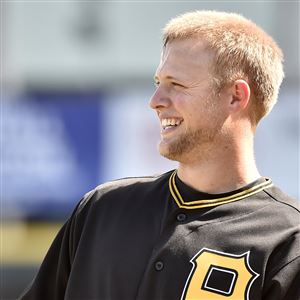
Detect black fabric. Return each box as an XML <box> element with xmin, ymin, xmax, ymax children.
<box><xmin>19</xmin><ymin>170</ymin><xmax>300</xmax><ymax>300</ymax></box>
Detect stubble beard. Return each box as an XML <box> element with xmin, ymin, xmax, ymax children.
<box><xmin>159</xmin><ymin>90</ymin><xmax>223</xmax><ymax>163</ymax></box>
<box><xmin>159</xmin><ymin>126</ymin><xmax>218</xmax><ymax>163</ymax></box>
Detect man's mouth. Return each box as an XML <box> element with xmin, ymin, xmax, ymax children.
<box><xmin>161</xmin><ymin>118</ymin><xmax>183</xmax><ymax>130</ymax></box>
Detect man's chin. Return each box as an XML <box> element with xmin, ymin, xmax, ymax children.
<box><xmin>158</xmin><ymin>142</ymin><xmax>182</xmax><ymax>161</ymax></box>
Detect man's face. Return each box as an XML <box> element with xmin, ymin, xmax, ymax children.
<box><xmin>149</xmin><ymin>38</ymin><xmax>229</xmax><ymax>163</ymax></box>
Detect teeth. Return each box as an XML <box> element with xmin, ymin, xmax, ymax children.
<box><xmin>161</xmin><ymin>118</ymin><xmax>182</xmax><ymax>129</ymax></box>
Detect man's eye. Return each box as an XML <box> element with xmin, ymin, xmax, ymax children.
<box><xmin>154</xmin><ymin>81</ymin><xmax>160</xmax><ymax>87</ymax></box>
<box><xmin>172</xmin><ymin>82</ymin><xmax>184</xmax><ymax>88</ymax></box>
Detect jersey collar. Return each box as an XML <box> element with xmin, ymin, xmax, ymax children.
<box><xmin>169</xmin><ymin>170</ymin><xmax>273</xmax><ymax>209</ymax></box>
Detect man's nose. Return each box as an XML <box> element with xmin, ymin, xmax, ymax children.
<box><xmin>149</xmin><ymin>86</ymin><xmax>171</xmax><ymax>110</ymax></box>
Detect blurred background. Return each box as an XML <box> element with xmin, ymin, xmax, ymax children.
<box><xmin>1</xmin><ymin>1</ymin><xmax>299</xmax><ymax>299</ymax></box>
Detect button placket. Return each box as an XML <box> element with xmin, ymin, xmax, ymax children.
<box><xmin>176</xmin><ymin>212</ymin><xmax>187</xmax><ymax>222</ymax></box>
<box><xmin>154</xmin><ymin>261</ymin><xmax>164</xmax><ymax>271</ymax></box>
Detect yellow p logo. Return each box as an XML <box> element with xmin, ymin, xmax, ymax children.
<box><xmin>181</xmin><ymin>248</ymin><xmax>259</xmax><ymax>300</ymax></box>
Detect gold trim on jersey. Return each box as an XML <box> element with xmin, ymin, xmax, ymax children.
<box><xmin>169</xmin><ymin>170</ymin><xmax>273</xmax><ymax>209</ymax></box>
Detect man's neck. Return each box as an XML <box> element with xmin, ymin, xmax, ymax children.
<box><xmin>176</xmin><ymin>142</ymin><xmax>260</xmax><ymax>194</ymax></box>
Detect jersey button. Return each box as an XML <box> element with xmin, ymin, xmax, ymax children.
<box><xmin>176</xmin><ymin>213</ymin><xmax>187</xmax><ymax>222</ymax></box>
<box><xmin>154</xmin><ymin>261</ymin><xmax>164</xmax><ymax>271</ymax></box>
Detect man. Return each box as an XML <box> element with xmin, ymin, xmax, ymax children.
<box><xmin>20</xmin><ymin>10</ymin><xmax>299</xmax><ymax>300</ymax></box>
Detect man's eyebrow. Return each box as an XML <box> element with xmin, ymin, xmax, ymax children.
<box><xmin>153</xmin><ymin>75</ymin><xmax>181</xmax><ymax>82</ymax></box>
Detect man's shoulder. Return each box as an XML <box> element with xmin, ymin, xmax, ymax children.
<box><xmin>94</xmin><ymin>170</ymin><xmax>173</xmax><ymax>194</ymax></box>
<box><xmin>260</xmin><ymin>184</ymin><xmax>300</xmax><ymax>229</ymax></box>
<box><xmin>77</xmin><ymin>170</ymin><xmax>173</xmax><ymax>211</ymax></box>
<box><xmin>264</xmin><ymin>184</ymin><xmax>299</xmax><ymax>213</ymax></box>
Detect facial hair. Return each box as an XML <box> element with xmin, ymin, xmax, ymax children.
<box><xmin>159</xmin><ymin>125</ymin><xmax>220</xmax><ymax>163</ymax></box>
<box><xmin>158</xmin><ymin>89</ymin><xmax>225</xmax><ymax>163</ymax></box>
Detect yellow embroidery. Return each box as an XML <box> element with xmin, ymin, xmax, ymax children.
<box><xmin>181</xmin><ymin>248</ymin><xmax>259</xmax><ymax>300</ymax></box>
<box><xmin>169</xmin><ymin>170</ymin><xmax>272</xmax><ymax>209</ymax></box>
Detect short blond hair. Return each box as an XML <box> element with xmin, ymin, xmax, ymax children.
<box><xmin>163</xmin><ymin>11</ymin><xmax>284</xmax><ymax>124</ymax></box>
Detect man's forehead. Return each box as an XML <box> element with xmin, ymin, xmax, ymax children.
<box><xmin>162</xmin><ymin>37</ymin><xmax>210</xmax><ymax>56</ymax></box>
<box><xmin>156</xmin><ymin>38</ymin><xmax>214</xmax><ymax>77</ymax></box>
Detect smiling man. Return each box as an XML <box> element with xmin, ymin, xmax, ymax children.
<box><xmin>20</xmin><ymin>11</ymin><xmax>299</xmax><ymax>300</ymax></box>
<box><xmin>151</xmin><ymin>36</ymin><xmax>261</xmax><ymax>194</ymax></box>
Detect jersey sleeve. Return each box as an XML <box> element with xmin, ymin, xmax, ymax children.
<box><xmin>262</xmin><ymin>229</ymin><xmax>300</xmax><ymax>300</ymax></box>
<box><xmin>18</xmin><ymin>190</ymin><xmax>95</xmax><ymax>300</ymax></box>
<box><xmin>262</xmin><ymin>256</ymin><xmax>300</xmax><ymax>300</ymax></box>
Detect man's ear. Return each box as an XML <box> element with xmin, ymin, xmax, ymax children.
<box><xmin>229</xmin><ymin>79</ymin><xmax>251</xmax><ymax>112</ymax></box>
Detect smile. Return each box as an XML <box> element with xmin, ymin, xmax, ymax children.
<box><xmin>161</xmin><ymin>118</ymin><xmax>183</xmax><ymax>130</ymax></box>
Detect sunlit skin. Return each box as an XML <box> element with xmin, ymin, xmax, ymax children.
<box><xmin>149</xmin><ymin>38</ymin><xmax>260</xmax><ymax>194</ymax></box>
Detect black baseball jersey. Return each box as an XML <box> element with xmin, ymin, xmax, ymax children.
<box><xmin>20</xmin><ymin>170</ymin><xmax>300</xmax><ymax>300</ymax></box>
